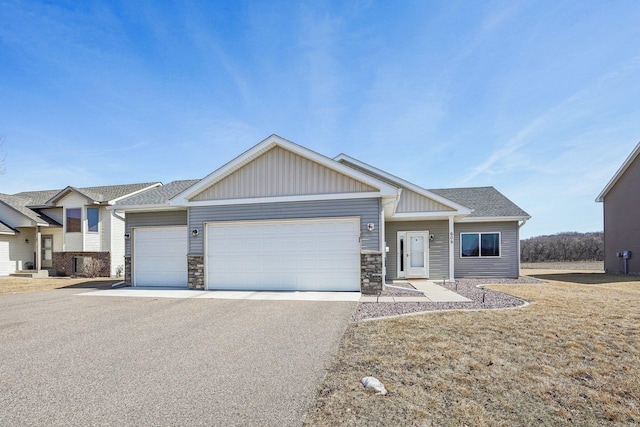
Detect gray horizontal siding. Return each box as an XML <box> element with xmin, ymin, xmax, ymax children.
<box><xmin>454</xmin><ymin>222</ymin><xmax>519</xmax><ymax>278</ymax></box>
<box><xmin>188</xmin><ymin>198</ymin><xmax>381</xmax><ymax>254</ymax></box>
<box><xmin>125</xmin><ymin>210</ymin><xmax>188</xmax><ymax>256</ymax></box>
<box><xmin>385</xmin><ymin>220</ymin><xmax>449</xmax><ymax>281</ymax></box>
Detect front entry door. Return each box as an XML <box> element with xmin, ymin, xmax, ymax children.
<box><xmin>41</xmin><ymin>235</ymin><xmax>53</xmax><ymax>268</ymax></box>
<box><xmin>406</xmin><ymin>232</ymin><xmax>429</xmax><ymax>278</ymax></box>
<box><xmin>397</xmin><ymin>231</ymin><xmax>429</xmax><ymax>278</ymax></box>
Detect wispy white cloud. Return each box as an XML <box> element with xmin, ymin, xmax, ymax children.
<box><xmin>454</xmin><ymin>54</ymin><xmax>640</xmax><ymax>186</ymax></box>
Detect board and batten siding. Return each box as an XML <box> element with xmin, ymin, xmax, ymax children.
<box><xmin>125</xmin><ymin>211</ymin><xmax>188</xmax><ymax>256</ymax></box>
<box><xmin>385</xmin><ymin>220</ymin><xmax>450</xmax><ymax>281</ymax></box>
<box><xmin>396</xmin><ymin>190</ymin><xmax>456</xmax><ymax>214</ymax></box>
<box><xmin>454</xmin><ymin>221</ymin><xmax>520</xmax><ymax>278</ymax></box>
<box><xmin>188</xmin><ymin>198</ymin><xmax>381</xmax><ymax>254</ymax></box>
<box><xmin>191</xmin><ymin>146</ymin><xmax>376</xmax><ymax>201</ymax></box>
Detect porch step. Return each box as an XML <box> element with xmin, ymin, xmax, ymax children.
<box><xmin>10</xmin><ymin>270</ymin><xmax>50</xmax><ymax>278</ymax></box>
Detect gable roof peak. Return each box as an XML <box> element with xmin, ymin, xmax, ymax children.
<box><xmin>596</xmin><ymin>139</ymin><xmax>640</xmax><ymax>202</ymax></box>
<box><xmin>169</xmin><ymin>135</ymin><xmax>399</xmax><ymax>205</ymax></box>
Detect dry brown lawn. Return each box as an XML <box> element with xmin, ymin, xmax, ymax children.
<box><xmin>305</xmin><ymin>272</ymin><xmax>640</xmax><ymax>426</ymax></box>
<box><xmin>0</xmin><ymin>276</ymin><xmax>120</xmax><ymax>295</ymax></box>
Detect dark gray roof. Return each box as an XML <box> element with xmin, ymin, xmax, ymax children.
<box><xmin>0</xmin><ymin>193</ymin><xmax>55</xmax><ymax>225</ymax></box>
<box><xmin>429</xmin><ymin>187</ymin><xmax>530</xmax><ymax>218</ymax></box>
<box><xmin>0</xmin><ymin>219</ymin><xmax>17</xmax><ymax>234</ymax></box>
<box><xmin>115</xmin><ymin>180</ymin><xmax>201</xmax><ymax>207</ymax></box>
<box><xmin>14</xmin><ymin>182</ymin><xmax>160</xmax><ymax>206</ymax></box>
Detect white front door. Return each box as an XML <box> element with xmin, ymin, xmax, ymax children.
<box><xmin>41</xmin><ymin>235</ymin><xmax>53</xmax><ymax>268</ymax></box>
<box><xmin>397</xmin><ymin>231</ymin><xmax>429</xmax><ymax>278</ymax></box>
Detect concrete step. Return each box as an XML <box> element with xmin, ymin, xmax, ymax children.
<box><xmin>10</xmin><ymin>270</ymin><xmax>50</xmax><ymax>278</ymax></box>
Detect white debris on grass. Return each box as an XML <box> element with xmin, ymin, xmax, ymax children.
<box><xmin>362</xmin><ymin>376</ymin><xmax>388</xmax><ymax>395</ymax></box>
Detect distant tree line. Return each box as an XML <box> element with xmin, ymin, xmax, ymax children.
<box><xmin>520</xmin><ymin>232</ymin><xmax>603</xmax><ymax>262</ymax></box>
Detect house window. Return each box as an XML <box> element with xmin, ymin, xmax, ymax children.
<box><xmin>87</xmin><ymin>208</ymin><xmax>99</xmax><ymax>232</ymax></box>
<box><xmin>73</xmin><ymin>256</ymin><xmax>91</xmax><ymax>274</ymax></box>
<box><xmin>66</xmin><ymin>208</ymin><xmax>81</xmax><ymax>233</ymax></box>
<box><xmin>460</xmin><ymin>232</ymin><xmax>501</xmax><ymax>257</ymax></box>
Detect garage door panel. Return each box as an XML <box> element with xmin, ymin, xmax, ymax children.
<box><xmin>207</xmin><ymin>218</ymin><xmax>361</xmax><ymax>291</ymax></box>
<box><xmin>134</xmin><ymin>226</ymin><xmax>187</xmax><ymax>287</ymax></box>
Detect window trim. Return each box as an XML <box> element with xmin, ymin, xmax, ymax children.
<box><xmin>66</xmin><ymin>208</ymin><xmax>82</xmax><ymax>233</ymax></box>
<box><xmin>87</xmin><ymin>207</ymin><xmax>99</xmax><ymax>233</ymax></box>
<box><xmin>460</xmin><ymin>232</ymin><xmax>501</xmax><ymax>258</ymax></box>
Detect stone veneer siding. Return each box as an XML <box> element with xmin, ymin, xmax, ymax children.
<box><xmin>124</xmin><ymin>256</ymin><xmax>131</xmax><ymax>285</ymax></box>
<box><xmin>188</xmin><ymin>254</ymin><xmax>205</xmax><ymax>290</ymax></box>
<box><xmin>52</xmin><ymin>251</ymin><xmax>111</xmax><ymax>277</ymax></box>
<box><xmin>361</xmin><ymin>251</ymin><xmax>383</xmax><ymax>295</ymax></box>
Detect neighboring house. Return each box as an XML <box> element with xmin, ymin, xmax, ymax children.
<box><xmin>0</xmin><ymin>182</ymin><xmax>161</xmax><ymax>277</ymax></box>
<box><xmin>114</xmin><ymin>135</ymin><xmax>530</xmax><ymax>294</ymax></box>
<box><xmin>596</xmin><ymin>140</ymin><xmax>640</xmax><ymax>274</ymax></box>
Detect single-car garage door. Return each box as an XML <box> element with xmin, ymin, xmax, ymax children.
<box><xmin>206</xmin><ymin>218</ymin><xmax>361</xmax><ymax>291</ymax></box>
<box><xmin>133</xmin><ymin>226</ymin><xmax>188</xmax><ymax>287</ymax></box>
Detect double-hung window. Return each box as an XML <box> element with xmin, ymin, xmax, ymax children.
<box><xmin>66</xmin><ymin>208</ymin><xmax>81</xmax><ymax>233</ymax></box>
<box><xmin>460</xmin><ymin>232</ymin><xmax>500</xmax><ymax>257</ymax></box>
<box><xmin>87</xmin><ymin>208</ymin><xmax>99</xmax><ymax>232</ymax></box>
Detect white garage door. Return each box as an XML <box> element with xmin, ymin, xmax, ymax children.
<box><xmin>206</xmin><ymin>218</ymin><xmax>361</xmax><ymax>291</ymax></box>
<box><xmin>133</xmin><ymin>226</ymin><xmax>188</xmax><ymax>287</ymax></box>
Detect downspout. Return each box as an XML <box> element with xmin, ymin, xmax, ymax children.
<box><xmin>112</xmin><ymin>210</ymin><xmax>126</xmax><ymax>222</ymax></box>
<box><xmin>518</xmin><ymin>218</ymin><xmax>528</xmax><ymax>277</ymax></box>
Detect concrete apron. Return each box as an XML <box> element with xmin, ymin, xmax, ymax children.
<box><xmin>78</xmin><ymin>287</ymin><xmax>362</xmax><ymax>302</ymax></box>
<box><xmin>359</xmin><ymin>279</ymin><xmax>471</xmax><ymax>303</ymax></box>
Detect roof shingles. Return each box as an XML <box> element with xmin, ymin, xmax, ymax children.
<box><xmin>429</xmin><ymin>187</ymin><xmax>530</xmax><ymax>218</ymax></box>
<box><xmin>115</xmin><ymin>180</ymin><xmax>201</xmax><ymax>206</ymax></box>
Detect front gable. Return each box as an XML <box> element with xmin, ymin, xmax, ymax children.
<box><xmin>46</xmin><ymin>187</ymin><xmax>95</xmax><ymax>207</ymax></box>
<box><xmin>396</xmin><ymin>189</ymin><xmax>456</xmax><ymax>213</ymax></box>
<box><xmin>171</xmin><ymin>135</ymin><xmax>398</xmax><ymax>206</ymax></box>
<box><xmin>190</xmin><ymin>146</ymin><xmax>377</xmax><ymax>201</ymax></box>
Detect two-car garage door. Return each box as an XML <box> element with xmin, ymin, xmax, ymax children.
<box><xmin>206</xmin><ymin>218</ymin><xmax>361</xmax><ymax>291</ymax></box>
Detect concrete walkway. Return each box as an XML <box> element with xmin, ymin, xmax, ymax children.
<box><xmin>359</xmin><ymin>279</ymin><xmax>471</xmax><ymax>303</ymax></box>
<box><xmin>80</xmin><ymin>282</ymin><xmax>469</xmax><ymax>303</ymax></box>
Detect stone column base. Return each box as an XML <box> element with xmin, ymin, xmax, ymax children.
<box><xmin>361</xmin><ymin>251</ymin><xmax>383</xmax><ymax>295</ymax></box>
<box><xmin>188</xmin><ymin>254</ymin><xmax>205</xmax><ymax>290</ymax></box>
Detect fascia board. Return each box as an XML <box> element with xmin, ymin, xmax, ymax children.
<box><xmin>170</xmin><ymin>135</ymin><xmax>398</xmax><ymax>205</ymax></box>
<box><xmin>108</xmin><ymin>204</ymin><xmax>186</xmax><ymax>212</ymax></box>
<box><xmin>596</xmin><ymin>140</ymin><xmax>640</xmax><ymax>202</ymax></box>
<box><xmin>456</xmin><ymin>215</ymin><xmax>531</xmax><ymax>223</ymax></box>
<box><xmin>182</xmin><ymin>191</ymin><xmax>384</xmax><ymax>207</ymax></box>
<box><xmin>389</xmin><ymin>211</ymin><xmax>463</xmax><ymax>221</ymax></box>
<box><xmin>108</xmin><ymin>183</ymin><xmax>163</xmax><ymax>204</ymax></box>
<box><xmin>334</xmin><ymin>153</ymin><xmax>471</xmax><ymax>214</ymax></box>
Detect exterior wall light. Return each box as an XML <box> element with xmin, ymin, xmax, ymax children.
<box><xmin>191</xmin><ymin>229</ymin><xmax>199</xmax><ymax>237</ymax></box>
<box><xmin>367</xmin><ymin>223</ymin><xmax>375</xmax><ymax>232</ymax></box>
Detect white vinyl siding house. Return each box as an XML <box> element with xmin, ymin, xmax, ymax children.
<box><xmin>0</xmin><ymin>182</ymin><xmax>161</xmax><ymax>277</ymax></box>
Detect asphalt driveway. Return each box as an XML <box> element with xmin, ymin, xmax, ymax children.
<box><xmin>0</xmin><ymin>287</ymin><xmax>356</xmax><ymax>426</ymax></box>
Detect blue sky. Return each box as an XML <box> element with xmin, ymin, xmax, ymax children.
<box><xmin>1</xmin><ymin>1</ymin><xmax>639</xmax><ymax>238</ymax></box>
